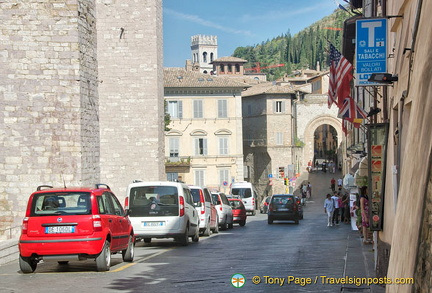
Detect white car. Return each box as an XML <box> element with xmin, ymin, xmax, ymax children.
<box><xmin>211</xmin><ymin>192</ymin><xmax>233</xmax><ymax>230</ymax></box>
<box><xmin>189</xmin><ymin>186</ymin><xmax>219</xmax><ymax>236</ymax></box>
<box><xmin>230</xmin><ymin>182</ymin><xmax>258</xmax><ymax>216</ymax></box>
<box><xmin>125</xmin><ymin>181</ymin><xmax>199</xmax><ymax>246</ymax></box>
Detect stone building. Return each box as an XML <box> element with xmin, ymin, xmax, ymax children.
<box><xmin>0</xmin><ymin>0</ymin><xmax>164</xmax><ymax>239</ymax></box>
<box><xmin>190</xmin><ymin>35</ymin><xmax>218</xmax><ymax>74</ymax></box>
<box><xmin>164</xmin><ymin>68</ymin><xmax>248</xmax><ymax>193</ymax></box>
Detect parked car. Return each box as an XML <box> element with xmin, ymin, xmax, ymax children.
<box><xmin>189</xmin><ymin>185</ymin><xmax>219</xmax><ymax>236</ymax></box>
<box><xmin>228</xmin><ymin>198</ymin><xmax>247</xmax><ymax>226</ymax></box>
<box><xmin>260</xmin><ymin>196</ymin><xmax>271</xmax><ymax>214</ymax></box>
<box><xmin>267</xmin><ymin>194</ymin><xmax>300</xmax><ymax>224</ymax></box>
<box><xmin>211</xmin><ymin>192</ymin><xmax>233</xmax><ymax>230</ymax></box>
<box><xmin>124</xmin><ymin>181</ymin><xmax>199</xmax><ymax>246</ymax></box>
<box><xmin>18</xmin><ymin>184</ymin><xmax>134</xmax><ymax>273</ymax></box>
<box><xmin>230</xmin><ymin>182</ymin><xmax>257</xmax><ymax>215</ymax></box>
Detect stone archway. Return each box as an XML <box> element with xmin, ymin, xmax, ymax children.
<box><xmin>302</xmin><ymin>115</ymin><xmax>342</xmax><ymax>169</ymax></box>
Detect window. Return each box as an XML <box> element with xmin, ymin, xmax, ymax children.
<box><xmin>235</xmin><ymin>64</ymin><xmax>240</xmax><ymax>73</ymax></box>
<box><xmin>276</xmin><ymin>132</ymin><xmax>283</xmax><ymax>145</ymax></box>
<box><xmin>219</xmin><ymin>169</ymin><xmax>229</xmax><ymax>186</ymax></box>
<box><xmin>203</xmin><ymin>52</ymin><xmax>207</xmax><ymax>63</ymax></box>
<box><xmin>228</xmin><ymin>64</ymin><xmax>232</xmax><ymax>73</ymax></box>
<box><xmin>219</xmin><ymin>137</ymin><xmax>228</xmax><ymax>155</ymax></box>
<box><xmin>218</xmin><ymin>100</ymin><xmax>227</xmax><ymax>118</ymax></box>
<box><xmin>169</xmin><ymin>137</ymin><xmax>179</xmax><ymax>158</ymax></box>
<box><xmin>167</xmin><ymin>172</ymin><xmax>178</xmax><ymax>182</ymax></box>
<box><xmin>210</xmin><ymin>53</ymin><xmax>214</xmax><ymax>62</ymax></box>
<box><xmin>275</xmin><ymin>101</ymin><xmax>284</xmax><ymax>113</ymax></box>
<box><xmin>193</xmin><ymin>100</ymin><xmax>203</xmax><ymax>118</ymax></box>
<box><xmin>194</xmin><ymin>170</ymin><xmax>205</xmax><ymax>187</ymax></box>
<box><xmin>167</xmin><ymin>100</ymin><xmax>183</xmax><ymax>119</ymax></box>
<box><xmin>220</xmin><ymin>64</ymin><xmax>224</xmax><ymax>73</ymax></box>
<box><xmin>195</xmin><ymin>138</ymin><xmax>208</xmax><ymax>155</ymax></box>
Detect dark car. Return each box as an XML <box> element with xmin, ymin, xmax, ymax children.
<box><xmin>294</xmin><ymin>196</ymin><xmax>304</xmax><ymax>219</ymax></box>
<box><xmin>19</xmin><ymin>184</ymin><xmax>134</xmax><ymax>273</ymax></box>
<box><xmin>267</xmin><ymin>194</ymin><xmax>300</xmax><ymax>224</ymax></box>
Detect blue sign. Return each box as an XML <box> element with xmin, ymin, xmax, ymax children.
<box><xmin>268</xmin><ymin>174</ymin><xmax>273</xmax><ymax>178</ymax></box>
<box><xmin>355</xmin><ymin>18</ymin><xmax>387</xmax><ymax>86</ymax></box>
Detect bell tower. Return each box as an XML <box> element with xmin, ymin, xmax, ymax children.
<box><xmin>191</xmin><ymin>35</ymin><xmax>218</xmax><ymax>74</ymax></box>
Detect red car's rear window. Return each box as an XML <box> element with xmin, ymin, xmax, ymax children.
<box><xmin>30</xmin><ymin>192</ymin><xmax>92</xmax><ymax>216</ymax></box>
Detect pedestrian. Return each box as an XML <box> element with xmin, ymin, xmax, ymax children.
<box><xmin>301</xmin><ymin>183</ymin><xmax>307</xmax><ymax>205</ymax></box>
<box><xmin>340</xmin><ymin>192</ymin><xmax>349</xmax><ymax>223</ymax></box>
<box><xmin>330</xmin><ymin>177</ymin><xmax>336</xmax><ymax>192</ymax></box>
<box><xmin>331</xmin><ymin>192</ymin><xmax>340</xmax><ymax>225</ymax></box>
<box><xmin>337</xmin><ymin>177</ymin><xmax>343</xmax><ymax>188</ymax></box>
<box><xmin>324</xmin><ymin>194</ymin><xmax>335</xmax><ymax>227</ymax></box>
<box><xmin>360</xmin><ymin>186</ymin><xmax>373</xmax><ymax>244</ymax></box>
<box><xmin>307</xmin><ymin>182</ymin><xmax>312</xmax><ymax>199</ymax></box>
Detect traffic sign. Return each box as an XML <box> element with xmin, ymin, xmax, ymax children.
<box><xmin>355</xmin><ymin>18</ymin><xmax>387</xmax><ymax>86</ymax></box>
<box><xmin>223</xmin><ymin>181</ymin><xmax>228</xmax><ymax>186</ymax></box>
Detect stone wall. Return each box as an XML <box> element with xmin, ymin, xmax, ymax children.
<box><xmin>0</xmin><ymin>0</ymin><xmax>99</xmax><ymax>238</ymax></box>
<box><xmin>96</xmin><ymin>0</ymin><xmax>165</xmax><ymax>200</ymax></box>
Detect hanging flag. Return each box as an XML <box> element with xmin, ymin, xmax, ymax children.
<box><xmin>342</xmin><ymin>118</ymin><xmax>348</xmax><ymax>136</ymax></box>
<box><xmin>338</xmin><ymin>97</ymin><xmax>368</xmax><ymax>124</ymax></box>
<box><xmin>328</xmin><ymin>43</ymin><xmax>353</xmax><ymax>108</ymax></box>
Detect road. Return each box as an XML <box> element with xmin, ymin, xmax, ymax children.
<box><xmin>0</xmin><ymin>171</ymin><xmax>353</xmax><ymax>293</ymax></box>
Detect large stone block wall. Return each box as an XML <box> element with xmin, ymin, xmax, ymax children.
<box><xmin>96</xmin><ymin>0</ymin><xmax>165</xmax><ymax>200</ymax></box>
<box><xmin>0</xmin><ymin>0</ymin><xmax>99</xmax><ymax>238</ymax></box>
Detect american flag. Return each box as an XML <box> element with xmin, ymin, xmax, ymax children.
<box><xmin>338</xmin><ymin>97</ymin><xmax>368</xmax><ymax>124</ymax></box>
<box><xmin>328</xmin><ymin>43</ymin><xmax>353</xmax><ymax>108</ymax></box>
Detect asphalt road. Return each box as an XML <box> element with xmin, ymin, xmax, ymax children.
<box><xmin>0</xmin><ymin>171</ymin><xmax>353</xmax><ymax>293</ymax></box>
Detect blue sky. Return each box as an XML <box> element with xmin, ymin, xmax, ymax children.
<box><xmin>163</xmin><ymin>0</ymin><xmax>339</xmax><ymax>67</ymax></box>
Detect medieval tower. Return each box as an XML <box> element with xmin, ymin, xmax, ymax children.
<box><xmin>190</xmin><ymin>35</ymin><xmax>218</xmax><ymax>74</ymax></box>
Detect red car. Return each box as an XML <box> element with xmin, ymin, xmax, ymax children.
<box><xmin>228</xmin><ymin>198</ymin><xmax>247</xmax><ymax>226</ymax></box>
<box><xmin>18</xmin><ymin>184</ymin><xmax>134</xmax><ymax>273</ymax></box>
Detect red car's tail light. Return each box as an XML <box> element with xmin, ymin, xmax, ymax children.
<box><xmin>21</xmin><ymin>217</ymin><xmax>29</xmax><ymax>234</ymax></box>
<box><xmin>93</xmin><ymin>215</ymin><xmax>102</xmax><ymax>232</ymax></box>
<box><xmin>200</xmin><ymin>190</ymin><xmax>205</xmax><ymax>215</ymax></box>
<box><xmin>179</xmin><ymin>196</ymin><xmax>185</xmax><ymax>217</ymax></box>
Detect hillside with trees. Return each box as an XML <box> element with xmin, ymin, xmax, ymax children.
<box><xmin>232</xmin><ymin>9</ymin><xmax>350</xmax><ymax>81</ymax></box>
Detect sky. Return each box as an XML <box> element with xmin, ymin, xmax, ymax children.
<box><xmin>163</xmin><ymin>0</ymin><xmax>339</xmax><ymax>68</ymax></box>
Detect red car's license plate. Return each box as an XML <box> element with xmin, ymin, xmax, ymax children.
<box><xmin>45</xmin><ymin>226</ymin><xmax>75</xmax><ymax>234</ymax></box>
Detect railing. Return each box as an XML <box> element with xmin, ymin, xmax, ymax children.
<box><xmin>0</xmin><ymin>226</ymin><xmax>21</xmax><ymax>240</ymax></box>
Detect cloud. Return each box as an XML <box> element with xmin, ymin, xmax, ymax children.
<box><xmin>165</xmin><ymin>8</ymin><xmax>253</xmax><ymax>36</ymax></box>
<box><xmin>240</xmin><ymin>2</ymin><xmax>334</xmax><ymax>23</ymax></box>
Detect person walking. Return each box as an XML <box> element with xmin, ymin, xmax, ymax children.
<box><xmin>324</xmin><ymin>194</ymin><xmax>335</xmax><ymax>227</ymax></box>
<box><xmin>331</xmin><ymin>192</ymin><xmax>340</xmax><ymax>225</ymax></box>
<box><xmin>337</xmin><ymin>177</ymin><xmax>343</xmax><ymax>189</ymax></box>
<box><xmin>307</xmin><ymin>182</ymin><xmax>312</xmax><ymax>199</ymax></box>
<box><xmin>301</xmin><ymin>183</ymin><xmax>307</xmax><ymax>205</ymax></box>
<box><xmin>330</xmin><ymin>177</ymin><xmax>336</xmax><ymax>192</ymax></box>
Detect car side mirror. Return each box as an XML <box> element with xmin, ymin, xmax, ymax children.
<box><xmin>125</xmin><ymin>209</ymin><xmax>131</xmax><ymax>216</ymax></box>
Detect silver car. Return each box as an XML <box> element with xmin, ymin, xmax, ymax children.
<box><xmin>211</xmin><ymin>192</ymin><xmax>233</xmax><ymax>230</ymax></box>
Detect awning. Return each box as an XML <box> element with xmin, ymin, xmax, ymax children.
<box><xmin>358</xmin><ymin>156</ymin><xmax>368</xmax><ymax>177</ymax></box>
<box><xmin>350</xmin><ymin>161</ymin><xmax>360</xmax><ymax>174</ymax></box>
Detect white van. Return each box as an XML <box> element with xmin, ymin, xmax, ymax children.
<box><xmin>124</xmin><ymin>181</ymin><xmax>199</xmax><ymax>246</ymax></box>
<box><xmin>230</xmin><ymin>182</ymin><xmax>257</xmax><ymax>216</ymax></box>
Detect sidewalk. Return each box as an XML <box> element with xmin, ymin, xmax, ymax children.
<box><xmin>294</xmin><ymin>170</ymin><xmax>385</xmax><ymax>293</ymax></box>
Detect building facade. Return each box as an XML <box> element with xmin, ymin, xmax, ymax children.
<box><xmin>190</xmin><ymin>35</ymin><xmax>218</xmax><ymax>74</ymax></box>
<box><xmin>164</xmin><ymin>68</ymin><xmax>247</xmax><ymax>193</ymax></box>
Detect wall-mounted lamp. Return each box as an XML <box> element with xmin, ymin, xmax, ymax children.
<box><xmin>368</xmin><ymin>73</ymin><xmax>398</xmax><ymax>84</ymax></box>
<box><xmin>367</xmin><ymin>107</ymin><xmax>382</xmax><ymax>117</ymax></box>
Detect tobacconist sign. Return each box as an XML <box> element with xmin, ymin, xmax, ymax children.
<box><xmin>367</xmin><ymin>123</ymin><xmax>389</xmax><ymax>231</ymax></box>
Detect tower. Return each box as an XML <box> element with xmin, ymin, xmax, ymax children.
<box><xmin>190</xmin><ymin>35</ymin><xmax>218</xmax><ymax>74</ymax></box>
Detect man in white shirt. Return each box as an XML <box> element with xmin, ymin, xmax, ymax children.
<box><xmin>331</xmin><ymin>192</ymin><xmax>340</xmax><ymax>225</ymax></box>
<box><xmin>337</xmin><ymin>178</ymin><xmax>343</xmax><ymax>188</ymax></box>
<box><xmin>324</xmin><ymin>194</ymin><xmax>335</xmax><ymax>226</ymax></box>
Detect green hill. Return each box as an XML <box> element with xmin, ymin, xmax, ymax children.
<box><xmin>232</xmin><ymin>9</ymin><xmax>350</xmax><ymax>81</ymax></box>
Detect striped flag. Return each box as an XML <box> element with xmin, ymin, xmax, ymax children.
<box><xmin>328</xmin><ymin>43</ymin><xmax>353</xmax><ymax>108</ymax></box>
<box><xmin>338</xmin><ymin>97</ymin><xmax>368</xmax><ymax>124</ymax></box>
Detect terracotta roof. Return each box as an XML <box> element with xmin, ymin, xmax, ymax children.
<box><xmin>211</xmin><ymin>56</ymin><xmax>248</xmax><ymax>63</ymax></box>
<box><xmin>242</xmin><ymin>82</ymin><xmax>298</xmax><ymax>97</ymax></box>
<box><xmin>164</xmin><ymin>68</ymin><xmax>249</xmax><ymax>88</ymax></box>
